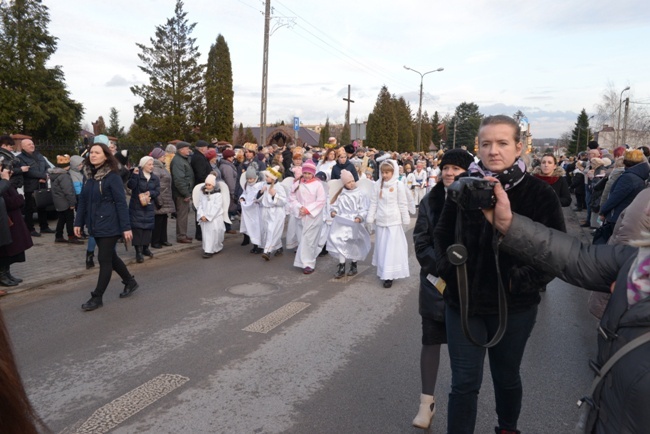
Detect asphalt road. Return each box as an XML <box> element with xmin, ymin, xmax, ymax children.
<box><xmin>3</xmin><ymin>217</ymin><xmax>598</xmax><ymax>434</ymax></box>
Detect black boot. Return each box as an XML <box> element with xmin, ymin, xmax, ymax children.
<box><xmin>347</xmin><ymin>261</ymin><xmax>358</xmax><ymax>276</ymax></box>
<box><xmin>6</xmin><ymin>266</ymin><xmax>22</xmax><ymax>284</ymax></box>
<box><xmin>135</xmin><ymin>246</ymin><xmax>144</xmax><ymax>263</ymax></box>
<box><xmin>335</xmin><ymin>263</ymin><xmax>346</xmax><ymax>279</ymax></box>
<box><xmin>119</xmin><ymin>276</ymin><xmax>139</xmax><ymax>298</ymax></box>
<box><xmin>86</xmin><ymin>251</ymin><xmax>95</xmax><ymax>269</ymax></box>
<box><xmin>250</xmin><ymin>244</ymin><xmax>261</xmax><ymax>254</ymax></box>
<box><xmin>0</xmin><ymin>266</ymin><xmax>18</xmax><ymax>287</ymax></box>
<box><xmin>82</xmin><ymin>294</ymin><xmax>103</xmax><ymax>311</ymax></box>
<box><xmin>241</xmin><ymin>234</ymin><xmax>251</xmax><ymax>246</ymax></box>
<box><xmin>142</xmin><ymin>245</ymin><xmax>154</xmax><ymax>258</ymax></box>
<box><xmin>318</xmin><ymin>244</ymin><xmax>329</xmax><ymax>257</ymax></box>
<box><xmin>383</xmin><ymin>279</ymin><xmax>393</xmax><ymax>288</ymax></box>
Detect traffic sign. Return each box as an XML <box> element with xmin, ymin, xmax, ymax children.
<box><xmin>293</xmin><ymin>117</ymin><xmax>300</xmax><ymax>131</ymax></box>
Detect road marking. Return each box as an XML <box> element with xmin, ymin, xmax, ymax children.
<box><xmin>74</xmin><ymin>374</ymin><xmax>189</xmax><ymax>434</ymax></box>
<box><xmin>243</xmin><ymin>301</ymin><xmax>311</xmax><ymax>334</ymax></box>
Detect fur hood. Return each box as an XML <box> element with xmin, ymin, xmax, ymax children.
<box><xmin>83</xmin><ymin>163</ymin><xmax>112</xmax><ymax>181</ymax></box>
<box><xmin>531</xmin><ymin>165</ymin><xmax>566</xmax><ymax>177</ymax></box>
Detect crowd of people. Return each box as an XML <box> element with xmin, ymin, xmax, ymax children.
<box><xmin>1</xmin><ymin>118</ymin><xmax>649</xmax><ymax>433</ymax></box>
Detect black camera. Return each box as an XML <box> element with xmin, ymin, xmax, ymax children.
<box><xmin>447</xmin><ymin>176</ymin><xmax>496</xmax><ymax>210</ymax></box>
<box><xmin>0</xmin><ymin>148</ymin><xmax>18</xmax><ymax>172</ymax></box>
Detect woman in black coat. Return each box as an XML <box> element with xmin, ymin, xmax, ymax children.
<box><xmin>411</xmin><ymin>149</ymin><xmax>474</xmax><ymax>429</ymax></box>
<box><xmin>0</xmin><ymin>168</ymin><xmax>33</xmax><ymax>289</ymax></box>
<box><xmin>127</xmin><ymin>156</ymin><xmax>160</xmax><ymax>263</ymax></box>
<box><xmin>433</xmin><ymin>116</ymin><xmax>566</xmax><ymax>434</ymax></box>
<box><xmin>532</xmin><ymin>153</ymin><xmax>572</xmax><ymax>207</ymax></box>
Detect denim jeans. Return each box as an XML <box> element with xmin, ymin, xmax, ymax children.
<box><xmin>445</xmin><ymin>304</ymin><xmax>538</xmax><ymax>434</ymax></box>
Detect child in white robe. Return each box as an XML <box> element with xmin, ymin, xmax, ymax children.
<box><xmin>284</xmin><ymin>166</ymin><xmax>302</xmax><ymax>251</ymax></box>
<box><xmin>290</xmin><ymin>160</ymin><xmax>326</xmax><ymax>274</ymax></box>
<box><xmin>367</xmin><ymin>159</ymin><xmax>410</xmax><ymax>287</ymax></box>
<box><xmin>197</xmin><ymin>174</ymin><xmax>226</xmax><ymax>258</ymax></box>
<box><xmin>239</xmin><ymin>166</ymin><xmax>264</xmax><ymax>254</ymax></box>
<box><xmin>328</xmin><ymin>169</ymin><xmax>370</xmax><ymax>278</ymax></box>
<box><xmin>259</xmin><ymin>166</ymin><xmax>287</xmax><ymax>261</ymax></box>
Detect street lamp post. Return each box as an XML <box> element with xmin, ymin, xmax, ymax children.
<box><xmin>616</xmin><ymin>86</ymin><xmax>630</xmax><ymax>147</ymax></box>
<box><xmin>404</xmin><ymin>65</ymin><xmax>444</xmax><ymax>153</ymax></box>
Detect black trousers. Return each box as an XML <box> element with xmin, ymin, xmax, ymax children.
<box><xmin>55</xmin><ymin>209</ymin><xmax>75</xmax><ymax>238</ymax></box>
<box><xmin>92</xmin><ymin>236</ymin><xmax>131</xmax><ymax>298</ymax></box>
<box><xmin>152</xmin><ymin>214</ymin><xmax>169</xmax><ymax>245</ymax></box>
<box><xmin>23</xmin><ymin>191</ymin><xmax>49</xmax><ymax>232</ymax></box>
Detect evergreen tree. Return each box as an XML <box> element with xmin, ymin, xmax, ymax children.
<box><xmin>93</xmin><ymin>116</ymin><xmax>107</xmax><ymax>135</ymax></box>
<box><xmin>568</xmin><ymin>109</ymin><xmax>591</xmax><ymax>155</ymax></box>
<box><xmin>419</xmin><ymin>111</ymin><xmax>432</xmax><ymax>152</ymax></box>
<box><xmin>366</xmin><ymin>86</ymin><xmax>397</xmax><ymax>150</ymax></box>
<box><xmin>107</xmin><ymin>107</ymin><xmax>125</xmax><ymax>138</ymax></box>
<box><xmin>130</xmin><ymin>0</ymin><xmax>204</xmax><ymax>143</ymax></box>
<box><xmin>244</xmin><ymin>127</ymin><xmax>257</xmax><ymax>144</ymax></box>
<box><xmin>445</xmin><ymin>102</ymin><xmax>482</xmax><ymax>149</ymax></box>
<box><xmin>205</xmin><ymin>34</ymin><xmax>233</xmax><ymax>142</ymax></box>
<box><xmin>319</xmin><ymin>117</ymin><xmax>331</xmax><ymax>147</ymax></box>
<box><xmin>431</xmin><ymin>111</ymin><xmax>442</xmax><ymax>149</ymax></box>
<box><xmin>340</xmin><ymin>110</ymin><xmax>351</xmax><ymax>148</ymax></box>
<box><xmin>393</xmin><ymin>96</ymin><xmax>414</xmax><ymax>152</ymax></box>
<box><xmin>235</xmin><ymin>122</ymin><xmax>245</xmax><ymax>146</ymax></box>
<box><xmin>0</xmin><ymin>0</ymin><xmax>83</xmax><ymax>140</ymax></box>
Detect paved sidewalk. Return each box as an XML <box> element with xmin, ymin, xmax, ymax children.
<box><xmin>5</xmin><ymin>212</ymin><xmax>243</xmax><ymax>295</ymax></box>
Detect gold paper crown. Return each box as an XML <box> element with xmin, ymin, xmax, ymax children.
<box><xmin>266</xmin><ymin>166</ymin><xmax>283</xmax><ymax>181</ymax></box>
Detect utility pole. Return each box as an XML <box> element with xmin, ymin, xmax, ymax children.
<box><xmin>259</xmin><ymin>0</ymin><xmax>271</xmax><ymax>147</ymax></box>
<box><xmin>615</xmin><ymin>86</ymin><xmax>630</xmax><ymax>147</ymax></box>
<box><xmin>621</xmin><ymin>97</ymin><xmax>630</xmax><ymax>146</ymax></box>
<box><xmin>342</xmin><ymin>84</ymin><xmax>354</xmax><ymax>128</ymax></box>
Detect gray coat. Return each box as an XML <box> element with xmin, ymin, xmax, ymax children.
<box><xmin>49</xmin><ymin>168</ymin><xmax>76</xmax><ymax>212</ymax></box>
<box><xmin>170</xmin><ymin>153</ymin><xmax>194</xmax><ymax>199</ymax></box>
<box><xmin>152</xmin><ymin>160</ymin><xmax>175</xmax><ymax>215</ymax></box>
<box><xmin>501</xmin><ymin>213</ymin><xmax>649</xmax><ymax>434</ymax></box>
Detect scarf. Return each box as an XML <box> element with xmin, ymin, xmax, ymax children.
<box><xmin>534</xmin><ymin>174</ymin><xmax>560</xmax><ymax>185</ymax></box>
<box><xmin>468</xmin><ymin>158</ymin><xmax>527</xmax><ymax>191</ymax></box>
<box><xmin>627</xmin><ymin>248</ymin><xmax>650</xmax><ymax>307</ymax></box>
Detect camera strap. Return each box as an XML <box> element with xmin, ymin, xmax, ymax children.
<box><xmin>447</xmin><ymin>206</ymin><xmax>508</xmax><ymax>348</ymax></box>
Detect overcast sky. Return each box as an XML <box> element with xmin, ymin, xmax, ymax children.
<box><xmin>47</xmin><ymin>0</ymin><xmax>650</xmax><ymax>139</ymax></box>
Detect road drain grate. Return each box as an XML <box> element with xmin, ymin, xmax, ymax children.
<box><xmin>242</xmin><ymin>301</ymin><xmax>311</xmax><ymax>334</ymax></box>
<box><xmin>75</xmin><ymin>373</ymin><xmax>189</xmax><ymax>434</ymax></box>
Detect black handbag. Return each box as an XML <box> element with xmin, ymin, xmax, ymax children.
<box><xmin>33</xmin><ymin>187</ymin><xmax>53</xmax><ymax>208</ymax></box>
<box><xmin>592</xmin><ymin>222</ymin><xmax>614</xmax><ymax>245</ymax></box>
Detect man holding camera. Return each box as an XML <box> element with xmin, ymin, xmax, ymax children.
<box><xmin>17</xmin><ymin>139</ymin><xmax>55</xmax><ymax>237</ymax></box>
<box><xmin>433</xmin><ymin>115</ymin><xmax>566</xmax><ymax>434</ymax></box>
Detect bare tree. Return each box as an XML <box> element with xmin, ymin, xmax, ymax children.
<box><xmin>594</xmin><ymin>83</ymin><xmax>649</xmax><ymax>132</ymax></box>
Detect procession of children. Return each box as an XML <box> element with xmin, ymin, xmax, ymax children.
<box><xmin>198</xmin><ymin>153</ymin><xmax>417</xmax><ymax>288</ymax></box>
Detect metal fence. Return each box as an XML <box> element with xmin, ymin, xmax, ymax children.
<box><xmin>35</xmin><ymin>140</ymin><xmax>154</xmax><ymax>166</ymax></box>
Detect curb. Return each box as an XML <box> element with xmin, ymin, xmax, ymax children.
<box><xmin>3</xmin><ymin>241</ymin><xmax>202</xmax><ymax>295</ymax></box>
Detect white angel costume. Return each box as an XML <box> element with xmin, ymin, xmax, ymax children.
<box><xmin>282</xmin><ymin>177</ymin><xmax>302</xmax><ymax>250</ymax></box>
<box><xmin>317</xmin><ymin>180</ymin><xmax>331</xmax><ymax>252</ymax></box>
<box><xmin>239</xmin><ymin>180</ymin><xmax>264</xmax><ymax>246</ymax></box>
<box><xmin>408</xmin><ymin>167</ymin><xmax>428</xmax><ymax>206</ymax></box>
<box><xmin>290</xmin><ymin>178</ymin><xmax>326</xmax><ymax>270</ymax></box>
<box><xmin>327</xmin><ymin>186</ymin><xmax>371</xmax><ymax>262</ymax></box>
<box><xmin>316</xmin><ymin>159</ymin><xmax>336</xmax><ymax>180</ymax></box>
<box><xmin>195</xmin><ymin>186</ymin><xmax>226</xmax><ymax>254</ymax></box>
<box><xmin>367</xmin><ymin>159</ymin><xmax>410</xmax><ymax>281</ymax></box>
<box><xmin>260</xmin><ymin>181</ymin><xmax>287</xmax><ymax>254</ymax></box>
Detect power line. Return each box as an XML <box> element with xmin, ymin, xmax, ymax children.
<box><xmin>235</xmin><ymin>0</ymin><xmax>264</xmax><ymax>15</ymax></box>
<box><xmin>272</xmin><ymin>1</ymin><xmax>414</xmax><ymax>92</ymax></box>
